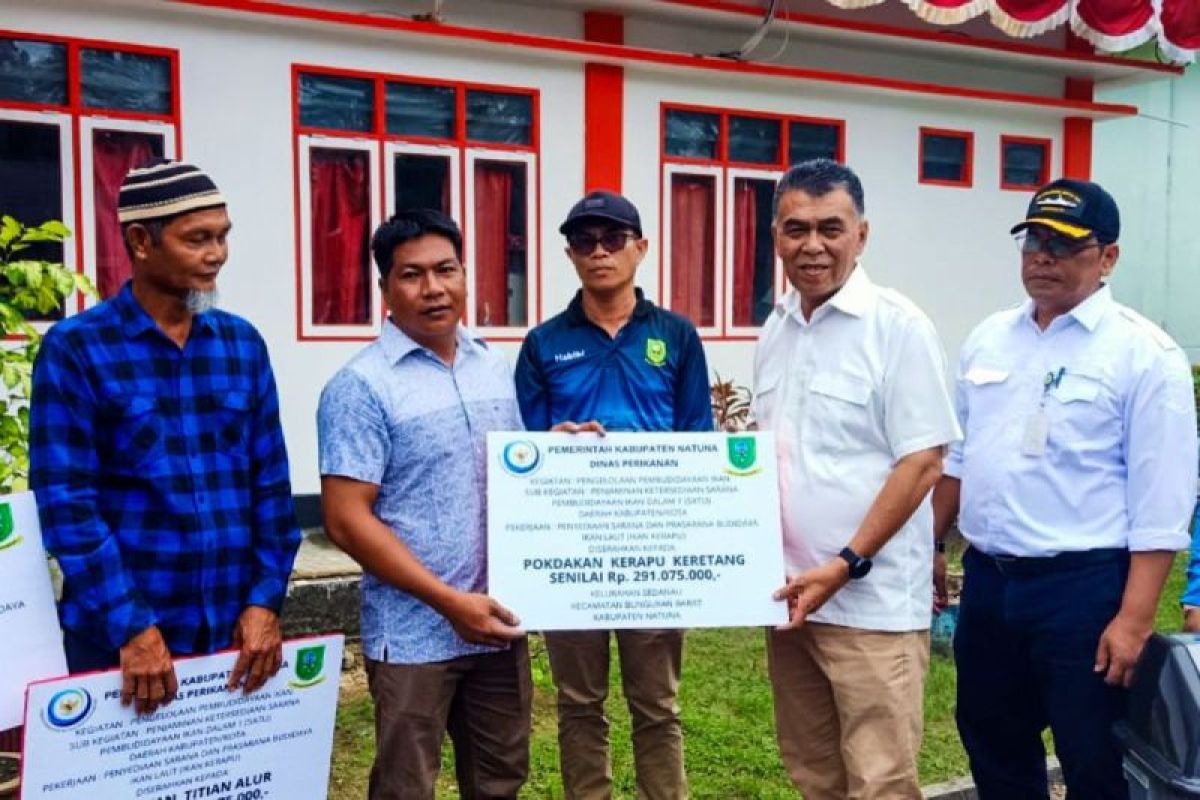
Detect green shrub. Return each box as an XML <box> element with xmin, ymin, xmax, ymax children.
<box><xmin>0</xmin><ymin>216</ymin><xmax>94</xmax><ymax>492</ymax></box>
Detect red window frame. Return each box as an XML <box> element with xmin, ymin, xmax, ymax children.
<box><xmin>0</xmin><ymin>29</ymin><xmax>181</xmax><ymax>315</ymax></box>
<box><xmin>292</xmin><ymin>63</ymin><xmax>541</xmax><ymax>342</ymax></box>
<box><xmin>918</xmin><ymin>126</ymin><xmax>974</xmax><ymax>189</ymax></box>
<box><xmin>999</xmin><ymin>134</ymin><xmax>1052</xmax><ymax>191</ymax></box>
<box><xmin>659</xmin><ymin>102</ymin><xmax>845</xmax><ymax>341</ymax></box>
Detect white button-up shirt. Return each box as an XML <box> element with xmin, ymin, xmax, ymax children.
<box><xmin>754</xmin><ymin>267</ymin><xmax>961</xmax><ymax>631</ymax></box>
<box><xmin>945</xmin><ymin>285</ymin><xmax>1197</xmax><ymax>557</ymax></box>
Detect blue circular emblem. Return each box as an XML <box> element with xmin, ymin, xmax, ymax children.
<box><xmin>44</xmin><ymin>688</ymin><xmax>93</xmax><ymax>729</ymax></box>
<box><xmin>502</xmin><ymin>440</ymin><xmax>542</xmax><ymax>477</ymax></box>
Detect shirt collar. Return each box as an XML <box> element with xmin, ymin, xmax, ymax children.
<box><xmin>778</xmin><ymin>264</ymin><xmax>872</xmax><ymax>323</ymax></box>
<box><xmin>379</xmin><ymin>318</ymin><xmax>486</xmax><ymax>365</ymax></box>
<box><xmin>1017</xmin><ymin>283</ymin><xmax>1113</xmax><ymax>333</ymax></box>
<box><xmin>565</xmin><ymin>287</ymin><xmax>653</xmax><ymax>327</ymax></box>
<box><xmin>114</xmin><ymin>280</ymin><xmax>217</xmax><ymax>339</ymax></box>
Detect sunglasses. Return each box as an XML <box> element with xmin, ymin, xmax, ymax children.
<box><xmin>566</xmin><ymin>230</ymin><xmax>636</xmax><ymax>255</ymax></box>
<box><xmin>1014</xmin><ymin>230</ymin><xmax>1102</xmax><ymax>259</ymax></box>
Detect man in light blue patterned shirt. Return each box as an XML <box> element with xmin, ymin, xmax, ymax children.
<box><xmin>318</xmin><ymin>209</ymin><xmax>530</xmax><ymax>800</ymax></box>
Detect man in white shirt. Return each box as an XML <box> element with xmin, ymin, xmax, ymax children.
<box><xmin>755</xmin><ymin>159</ymin><xmax>961</xmax><ymax>799</ymax></box>
<box><xmin>933</xmin><ymin>179</ymin><xmax>1197</xmax><ymax>799</ymax></box>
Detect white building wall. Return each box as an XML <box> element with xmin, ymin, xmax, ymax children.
<box><xmin>7</xmin><ymin>0</ymin><xmax>1092</xmax><ymax>493</ymax></box>
<box><xmin>1095</xmin><ymin>69</ymin><xmax>1200</xmax><ymax>362</ymax></box>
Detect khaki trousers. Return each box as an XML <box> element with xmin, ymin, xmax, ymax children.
<box><xmin>545</xmin><ymin>629</ymin><xmax>687</xmax><ymax>800</ymax></box>
<box><xmin>767</xmin><ymin>623</ymin><xmax>930</xmax><ymax>800</ymax></box>
<box><xmin>364</xmin><ymin>639</ymin><xmax>532</xmax><ymax>800</ymax></box>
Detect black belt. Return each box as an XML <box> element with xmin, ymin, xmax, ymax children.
<box><xmin>968</xmin><ymin>546</ymin><xmax>1128</xmax><ymax>576</ymax></box>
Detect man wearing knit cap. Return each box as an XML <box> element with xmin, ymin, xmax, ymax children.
<box><xmin>933</xmin><ymin>178</ymin><xmax>1197</xmax><ymax>797</ymax></box>
<box><xmin>30</xmin><ymin>159</ymin><xmax>302</xmax><ymax>716</ymax></box>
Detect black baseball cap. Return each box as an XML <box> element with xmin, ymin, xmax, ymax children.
<box><xmin>559</xmin><ymin>190</ymin><xmax>642</xmax><ymax>237</ymax></box>
<box><xmin>1010</xmin><ymin>178</ymin><xmax>1120</xmax><ymax>243</ymax></box>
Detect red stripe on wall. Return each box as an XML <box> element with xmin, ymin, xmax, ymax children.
<box><xmin>583</xmin><ymin>12</ymin><xmax>624</xmax><ymax>193</ymax></box>
<box><xmin>1062</xmin><ymin>34</ymin><xmax>1094</xmax><ymax>180</ymax></box>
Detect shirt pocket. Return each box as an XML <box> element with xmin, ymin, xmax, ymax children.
<box><xmin>806</xmin><ymin>372</ymin><xmax>874</xmax><ymax>452</ymax></box>
<box><xmin>213</xmin><ymin>390</ymin><xmax>253</xmax><ymax>459</ymax></box>
<box><xmin>752</xmin><ymin>371</ymin><xmax>785</xmax><ymax>429</ymax></box>
<box><xmin>1047</xmin><ymin>364</ymin><xmax>1115</xmax><ymax>445</ymax></box>
<box><xmin>962</xmin><ymin>365</ymin><xmax>1013</xmax><ymax>426</ymax></box>
<box><xmin>102</xmin><ymin>394</ymin><xmax>165</xmax><ymax>472</ymax></box>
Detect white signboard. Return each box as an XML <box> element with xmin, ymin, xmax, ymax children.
<box><xmin>0</xmin><ymin>490</ymin><xmax>67</xmax><ymax>729</ymax></box>
<box><xmin>488</xmin><ymin>432</ymin><xmax>788</xmax><ymax>630</ymax></box>
<box><xmin>22</xmin><ymin>634</ymin><xmax>344</xmax><ymax>800</ymax></box>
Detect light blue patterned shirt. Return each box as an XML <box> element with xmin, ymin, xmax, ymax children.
<box><xmin>317</xmin><ymin>321</ymin><xmax>523</xmax><ymax>664</ymax></box>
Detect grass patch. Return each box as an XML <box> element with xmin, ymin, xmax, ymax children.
<box><xmin>329</xmin><ymin>552</ymin><xmax>1191</xmax><ymax>797</ymax></box>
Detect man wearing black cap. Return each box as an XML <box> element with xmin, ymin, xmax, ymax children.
<box><xmin>30</xmin><ymin>159</ymin><xmax>301</xmax><ymax>716</ymax></box>
<box><xmin>515</xmin><ymin>190</ymin><xmax>712</xmax><ymax>799</ymax></box>
<box><xmin>932</xmin><ymin>178</ymin><xmax>1197</xmax><ymax>797</ymax></box>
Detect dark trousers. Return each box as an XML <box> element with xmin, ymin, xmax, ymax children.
<box><xmin>364</xmin><ymin>639</ymin><xmax>532</xmax><ymax>800</ymax></box>
<box><xmin>955</xmin><ymin>546</ymin><xmax>1129</xmax><ymax>800</ymax></box>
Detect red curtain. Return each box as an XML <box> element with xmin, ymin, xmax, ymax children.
<box><xmin>669</xmin><ymin>174</ymin><xmax>716</xmax><ymax>328</ymax></box>
<box><xmin>1076</xmin><ymin>0</ymin><xmax>1155</xmax><ymax>38</ymax></box>
<box><xmin>1161</xmin><ymin>0</ymin><xmax>1200</xmax><ymax>55</ymax></box>
<box><xmin>473</xmin><ymin>162</ymin><xmax>514</xmax><ymax>327</ymax></box>
<box><xmin>732</xmin><ymin>179</ymin><xmax>757</xmax><ymax>328</ymax></box>
<box><xmin>92</xmin><ymin>130</ymin><xmax>159</xmax><ymax>299</ymax></box>
<box><xmin>311</xmin><ymin>149</ymin><xmax>371</xmax><ymax>326</ymax></box>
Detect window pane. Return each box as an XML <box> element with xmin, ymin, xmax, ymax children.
<box><xmin>669</xmin><ymin>173</ymin><xmax>716</xmax><ymax>327</ymax></box>
<box><xmin>921</xmin><ymin>133</ymin><xmax>969</xmax><ymax>183</ymax></box>
<box><xmin>789</xmin><ymin>121</ymin><xmax>840</xmax><ymax>164</ymax></box>
<box><xmin>664</xmin><ymin>109</ymin><xmax>719</xmax><ymax>159</ymax></box>
<box><xmin>393</xmin><ymin>153</ymin><xmax>452</xmax><ymax>216</ymax></box>
<box><xmin>81</xmin><ymin>49</ymin><xmax>172</xmax><ymax>114</ymax></box>
<box><xmin>0</xmin><ymin>38</ymin><xmax>67</xmax><ymax>105</ymax></box>
<box><xmin>728</xmin><ymin>115</ymin><xmax>780</xmax><ymax>165</ymax></box>
<box><xmin>386</xmin><ymin>82</ymin><xmax>456</xmax><ymax>139</ymax></box>
<box><xmin>299</xmin><ymin>73</ymin><xmax>374</xmax><ymax>132</ymax></box>
<box><xmin>0</xmin><ymin>119</ymin><xmax>65</xmax><ymax>319</ymax></box>
<box><xmin>473</xmin><ymin>160</ymin><xmax>528</xmax><ymax>326</ymax></box>
<box><xmin>92</xmin><ymin>130</ymin><xmax>164</xmax><ymax>299</ymax></box>
<box><xmin>466</xmin><ymin>91</ymin><xmax>532</xmax><ymax>145</ymax></box>
<box><xmin>1003</xmin><ymin>140</ymin><xmax>1047</xmax><ymax>188</ymax></box>
<box><xmin>732</xmin><ymin>178</ymin><xmax>776</xmax><ymax>327</ymax></box>
<box><xmin>310</xmin><ymin>148</ymin><xmax>372</xmax><ymax>325</ymax></box>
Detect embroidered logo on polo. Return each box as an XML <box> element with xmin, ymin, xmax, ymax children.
<box><xmin>645</xmin><ymin>338</ymin><xmax>667</xmax><ymax>367</ymax></box>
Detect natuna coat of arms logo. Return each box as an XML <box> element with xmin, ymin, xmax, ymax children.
<box><xmin>725</xmin><ymin>436</ymin><xmax>761</xmax><ymax>476</ymax></box>
<box><xmin>289</xmin><ymin>645</ymin><xmax>327</xmax><ymax>688</ymax></box>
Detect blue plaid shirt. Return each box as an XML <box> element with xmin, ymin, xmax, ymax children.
<box><xmin>30</xmin><ymin>283</ymin><xmax>301</xmax><ymax>655</ymax></box>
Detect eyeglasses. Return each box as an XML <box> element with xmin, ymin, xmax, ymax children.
<box><xmin>1014</xmin><ymin>230</ymin><xmax>1102</xmax><ymax>260</ymax></box>
<box><xmin>566</xmin><ymin>230</ymin><xmax>636</xmax><ymax>255</ymax></box>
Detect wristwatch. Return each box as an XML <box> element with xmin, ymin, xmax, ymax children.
<box><xmin>838</xmin><ymin>547</ymin><xmax>873</xmax><ymax>580</ymax></box>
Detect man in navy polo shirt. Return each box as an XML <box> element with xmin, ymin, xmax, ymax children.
<box><xmin>515</xmin><ymin>190</ymin><xmax>712</xmax><ymax>799</ymax></box>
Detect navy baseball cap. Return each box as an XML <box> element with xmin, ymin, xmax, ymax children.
<box><xmin>1010</xmin><ymin>178</ymin><xmax>1120</xmax><ymax>243</ymax></box>
<box><xmin>559</xmin><ymin>190</ymin><xmax>642</xmax><ymax>237</ymax></box>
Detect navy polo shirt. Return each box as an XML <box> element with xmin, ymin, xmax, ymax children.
<box><xmin>515</xmin><ymin>289</ymin><xmax>713</xmax><ymax>433</ymax></box>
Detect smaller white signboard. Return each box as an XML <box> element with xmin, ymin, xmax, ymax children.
<box><xmin>0</xmin><ymin>490</ymin><xmax>67</xmax><ymax>729</ymax></box>
<box><xmin>22</xmin><ymin>634</ymin><xmax>344</xmax><ymax>800</ymax></box>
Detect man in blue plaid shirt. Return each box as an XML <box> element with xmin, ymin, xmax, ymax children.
<box><xmin>30</xmin><ymin>160</ymin><xmax>301</xmax><ymax>715</ymax></box>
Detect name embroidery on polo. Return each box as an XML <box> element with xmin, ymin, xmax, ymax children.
<box><xmin>554</xmin><ymin>349</ymin><xmax>585</xmax><ymax>363</ymax></box>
